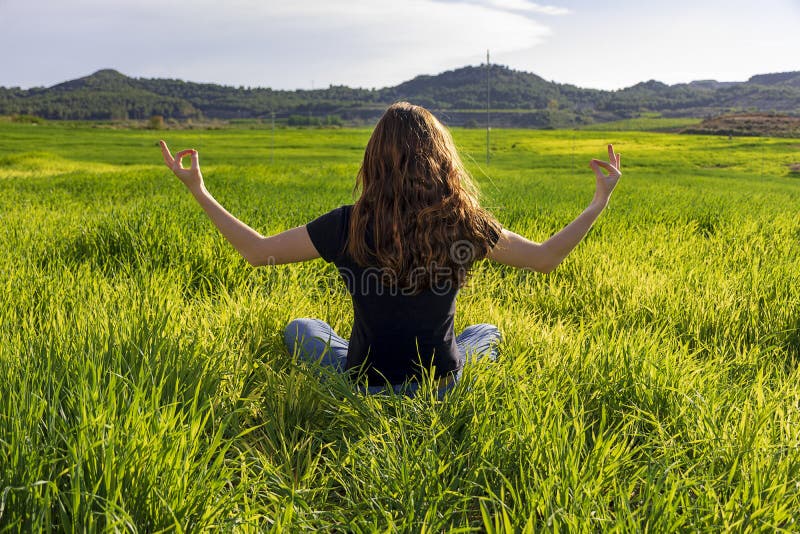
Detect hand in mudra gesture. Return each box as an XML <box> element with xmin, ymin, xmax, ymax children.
<box><xmin>590</xmin><ymin>144</ymin><xmax>622</xmax><ymax>206</ymax></box>
<box><xmin>160</xmin><ymin>140</ymin><xmax>204</xmax><ymax>191</ymax></box>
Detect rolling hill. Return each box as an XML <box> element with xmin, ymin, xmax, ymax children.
<box><xmin>1</xmin><ymin>65</ymin><xmax>798</xmax><ymax>128</ymax></box>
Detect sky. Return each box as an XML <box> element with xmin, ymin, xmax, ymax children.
<box><xmin>1</xmin><ymin>0</ymin><xmax>798</xmax><ymax>91</ymax></box>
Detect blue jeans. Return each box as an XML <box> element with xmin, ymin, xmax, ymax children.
<box><xmin>283</xmin><ymin>318</ymin><xmax>501</xmax><ymax>397</ymax></box>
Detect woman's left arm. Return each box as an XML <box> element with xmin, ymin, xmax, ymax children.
<box><xmin>160</xmin><ymin>141</ymin><xmax>320</xmax><ymax>266</ymax></box>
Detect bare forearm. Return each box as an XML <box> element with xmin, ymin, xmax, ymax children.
<box><xmin>190</xmin><ymin>185</ymin><xmax>265</xmax><ymax>264</ymax></box>
<box><xmin>539</xmin><ymin>200</ymin><xmax>605</xmax><ymax>270</ymax></box>
<box><xmin>490</xmin><ymin>199</ymin><xmax>608</xmax><ymax>273</ymax></box>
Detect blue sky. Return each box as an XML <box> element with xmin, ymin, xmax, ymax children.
<box><xmin>1</xmin><ymin>0</ymin><xmax>798</xmax><ymax>90</ymax></box>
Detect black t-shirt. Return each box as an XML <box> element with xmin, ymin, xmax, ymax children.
<box><xmin>306</xmin><ymin>205</ymin><xmax>492</xmax><ymax>385</ymax></box>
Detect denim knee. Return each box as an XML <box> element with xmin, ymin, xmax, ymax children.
<box><xmin>471</xmin><ymin>323</ymin><xmax>502</xmax><ymax>342</ymax></box>
<box><xmin>458</xmin><ymin>323</ymin><xmax>502</xmax><ymax>362</ymax></box>
<box><xmin>283</xmin><ymin>317</ymin><xmax>321</xmax><ymax>352</ymax></box>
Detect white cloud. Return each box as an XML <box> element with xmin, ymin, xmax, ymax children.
<box><xmin>0</xmin><ymin>0</ymin><xmax>554</xmax><ymax>89</ymax></box>
<box><xmin>482</xmin><ymin>0</ymin><xmax>570</xmax><ymax>15</ymax></box>
<box><xmin>2</xmin><ymin>0</ymin><xmax>798</xmax><ymax>91</ymax></box>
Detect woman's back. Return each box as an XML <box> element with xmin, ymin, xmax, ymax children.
<box><xmin>307</xmin><ymin>204</ymin><xmax>471</xmax><ymax>384</ymax></box>
<box><xmin>297</xmin><ymin>103</ymin><xmax>503</xmax><ymax>384</ymax></box>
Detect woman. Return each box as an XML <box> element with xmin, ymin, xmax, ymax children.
<box><xmin>159</xmin><ymin>102</ymin><xmax>621</xmax><ymax>396</ymax></box>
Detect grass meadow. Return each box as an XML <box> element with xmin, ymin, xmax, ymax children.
<box><xmin>1</xmin><ymin>119</ymin><xmax>799</xmax><ymax>531</ymax></box>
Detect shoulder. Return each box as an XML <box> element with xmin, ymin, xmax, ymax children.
<box><xmin>486</xmin><ymin>219</ymin><xmax>502</xmax><ymax>249</ymax></box>
<box><xmin>308</xmin><ymin>205</ymin><xmax>353</xmax><ymax>230</ymax></box>
<box><xmin>306</xmin><ymin>205</ymin><xmax>353</xmax><ymax>263</ymax></box>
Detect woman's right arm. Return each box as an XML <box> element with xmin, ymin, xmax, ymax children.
<box><xmin>488</xmin><ymin>144</ymin><xmax>621</xmax><ymax>273</ymax></box>
<box><xmin>160</xmin><ymin>140</ymin><xmax>320</xmax><ymax>266</ymax></box>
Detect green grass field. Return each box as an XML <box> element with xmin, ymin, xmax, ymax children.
<box><xmin>577</xmin><ymin>115</ymin><xmax>703</xmax><ymax>132</ymax></box>
<box><xmin>1</xmin><ymin>120</ymin><xmax>799</xmax><ymax>531</ymax></box>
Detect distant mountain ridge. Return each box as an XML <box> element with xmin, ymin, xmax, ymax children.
<box><xmin>747</xmin><ymin>72</ymin><xmax>800</xmax><ymax>88</ymax></box>
<box><xmin>1</xmin><ymin>65</ymin><xmax>798</xmax><ymax>128</ymax></box>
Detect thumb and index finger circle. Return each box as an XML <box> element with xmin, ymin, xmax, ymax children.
<box><xmin>173</xmin><ymin>149</ymin><xmax>196</xmax><ymax>169</ymax></box>
<box><xmin>591</xmin><ymin>159</ymin><xmax>620</xmax><ymax>176</ymax></box>
<box><xmin>589</xmin><ymin>159</ymin><xmax>605</xmax><ymax>179</ymax></box>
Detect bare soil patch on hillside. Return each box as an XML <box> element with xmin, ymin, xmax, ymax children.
<box><xmin>682</xmin><ymin>113</ymin><xmax>800</xmax><ymax>138</ymax></box>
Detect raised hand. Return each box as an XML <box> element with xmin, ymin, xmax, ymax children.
<box><xmin>160</xmin><ymin>140</ymin><xmax>204</xmax><ymax>191</ymax></box>
<box><xmin>589</xmin><ymin>144</ymin><xmax>622</xmax><ymax>206</ymax></box>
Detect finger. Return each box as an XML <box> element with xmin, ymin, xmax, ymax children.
<box><xmin>190</xmin><ymin>149</ymin><xmax>199</xmax><ymax>170</ymax></box>
<box><xmin>608</xmin><ymin>144</ymin><xmax>615</xmax><ymax>163</ymax></box>
<box><xmin>589</xmin><ymin>159</ymin><xmax>606</xmax><ymax>179</ymax></box>
<box><xmin>174</xmin><ymin>149</ymin><xmax>194</xmax><ymax>168</ymax></box>
<box><xmin>592</xmin><ymin>159</ymin><xmax>619</xmax><ymax>174</ymax></box>
<box><xmin>616</xmin><ymin>153</ymin><xmax>621</xmax><ymax>169</ymax></box>
<box><xmin>159</xmin><ymin>140</ymin><xmax>174</xmax><ymax>165</ymax></box>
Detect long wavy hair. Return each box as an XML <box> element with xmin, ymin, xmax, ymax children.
<box><xmin>348</xmin><ymin>102</ymin><xmax>501</xmax><ymax>293</ymax></box>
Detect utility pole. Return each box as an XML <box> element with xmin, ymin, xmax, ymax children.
<box><xmin>271</xmin><ymin>111</ymin><xmax>275</xmax><ymax>164</ymax></box>
<box><xmin>486</xmin><ymin>49</ymin><xmax>491</xmax><ymax>165</ymax></box>
<box><xmin>571</xmin><ymin>131</ymin><xmax>575</xmax><ymax>179</ymax></box>
<box><xmin>309</xmin><ymin>80</ymin><xmax>315</xmax><ymax>125</ymax></box>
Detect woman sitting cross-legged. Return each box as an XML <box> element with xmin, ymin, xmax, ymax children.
<box><xmin>159</xmin><ymin>102</ymin><xmax>621</xmax><ymax>397</ymax></box>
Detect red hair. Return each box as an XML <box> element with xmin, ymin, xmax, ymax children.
<box><xmin>348</xmin><ymin>102</ymin><xmax>500</xmax><ymax>293</ymax></box>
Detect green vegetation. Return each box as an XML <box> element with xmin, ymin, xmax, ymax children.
<box><xmin>578</xmin><ymin>115</ymin><xmax>703</xmax><ymax>132</ymax></box>
<box><xmin>1</xmin><ymin>121</ymin><xmax>799</xmax><ymax>531</ymax></box>
<box><xmin>287</xmin><ymin>114</ymin><xmax>343</xmax><ymax>127</ymax></box>
<box><xmin>2</xmin><ymin>65</ymin><xmax>799</xmax><ymax>128</ymax></box>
